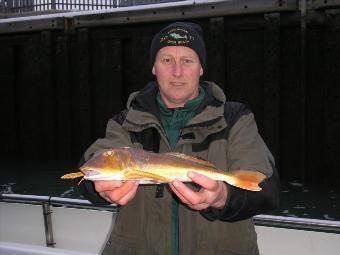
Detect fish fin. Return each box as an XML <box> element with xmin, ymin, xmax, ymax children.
<box><xmin>163</xmin><ymin>152</ymin><xmax>216</xmax><ymax>168</ymax></box>
<box><xmin>61</xmin><ymin>172</ymin><xmax>84</xmax><ymax>179</ymax></box>
<box><xmin>125</xmin><ymin>170</ymin><xmax>171</xmax><ymax>183</ymax></box>
<box><xmin>224</xmin><ymin>170</ymin><xmax>266</xmax><ymax>191</ymax></box>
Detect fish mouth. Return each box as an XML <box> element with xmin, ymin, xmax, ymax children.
<box><xmin>80</xmin><ymin>168</ymin><xmax>121</xmax><ymax>181</ymax></box>
<box><xmin>81</xmin><ymin>169</ymin><xmax>100</xmax><ymax>177</ymax></box>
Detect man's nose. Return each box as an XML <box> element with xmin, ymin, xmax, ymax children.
<box><xmin>172</xmin><ymin>62</ymin><xmax>183</xmax><ymax>77</ymax></box>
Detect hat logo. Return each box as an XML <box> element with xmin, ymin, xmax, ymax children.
<box><xmin>159</xmin><ymin>28</ymin><xmax>195</xmax><ymax>46</ymax></box>
<box><xmin>169</xmin><ymin>32</ymin><xmax>187</xmax><ymax>40</ymax></box>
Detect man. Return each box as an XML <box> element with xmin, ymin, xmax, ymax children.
<box><xmin>80</xmin><ymin>22</ymin><xmax>280</xmax><ymax>255</ymax></box>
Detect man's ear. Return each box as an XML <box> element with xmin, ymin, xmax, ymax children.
<box><xmin>200</xmin><ymin>67</ymin><xmax>203</xmax><ymax>76</ymax></box>
<box><xmin>152</xmin><ymin>66</ymin><xmax>156</xmax><ymax>75</ymax></box>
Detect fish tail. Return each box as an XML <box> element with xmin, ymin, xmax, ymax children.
<box><xmin>224</xmin><ymin>170</ymin><xmax>266</xmax><ymax>191</ymax></box>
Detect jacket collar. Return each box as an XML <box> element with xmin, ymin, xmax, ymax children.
<box><xmin>123</xmin><ymin>81</ymin><xmax>227</xmax><ymax>143</ymax></box>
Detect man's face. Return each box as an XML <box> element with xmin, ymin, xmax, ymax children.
<box><xmin>152</xmin><ymin>46</ymin><xmax>203</xmax><ymax>108</ymax></box>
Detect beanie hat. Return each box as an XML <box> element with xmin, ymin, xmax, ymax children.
<box><xmin>150</xmin><ymin>22</ymin><xmax>206</xmax><ymax>69</ymax></box>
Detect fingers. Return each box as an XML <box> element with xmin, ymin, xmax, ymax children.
<box><xmin>171</xmin><ymin>180</ymin><xmax>203</xmax><ymax>205</ymax></box>
<box><xmin>169</xmin><ymin>182</ymin><xmax>191</xmax><ymax>204</ymax></box>
<box><xmin>94</xmin><ymin>180</ymin><xmax>139</xmax><ymax>205</ymax></box>
<box><xmin>170</xmin><ymin>180</ymin><xmax>209</xmax><ymax>210</ymax></box>
<box><xmin>187</xmin><ymin>171</ymin><xmax>219</xmax><ymax>191</ymax></box>
<box><xmin>94</xmin><ymin>180</ymin><xmax>123</xmax><ymax>192</ymax></box>
<box><xmin>115</xmin><ymin>182</ymin><xmax>139</xmax><ymax>205</ymax></box>
<box><xmin>170</xmin><ymin>172</ymin><xmax>229</xmax><ymax>210</ymax></box>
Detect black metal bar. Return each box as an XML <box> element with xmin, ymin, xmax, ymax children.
<box><xmin>42</xmin><ymin>201</ymin><xmax>56</xmax><ymax>247</ymax></box>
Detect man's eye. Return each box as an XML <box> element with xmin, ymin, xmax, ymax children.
<box><xmin>162</xmin><ymin>58</ymin><xmax>172</xmax><ymax>63</ymax></box>
<box><xmin>183</xmin><ymin>59</ymin><xmax>193</xmax><ymax>64</ymax></box>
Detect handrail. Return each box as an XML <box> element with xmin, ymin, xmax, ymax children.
<box><xmin>0</xmin><ymin>193</ymin><xmax>118</xmax><ymax>212</ymax></box>
<box><xmin>2</xmin><ymin>193</ymin><xmax>340</xmax><ymax>233</ymax></box>
<box><xmin>254</xmin><ymin>214</ymin><xmax>340</xmax><ymax>233</ymax></box>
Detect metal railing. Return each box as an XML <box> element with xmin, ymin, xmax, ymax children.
<box><xmin>2</xmin><ymin>193</ymin><xmax>340</xmax><ymax>233</ymax></box>
<box><xmin>0</xmin><ymin>0</ymin><xmax>185</xmax><ymax>13</ymax></box>
<box><xmin>0</xmin><ymin>193</ymin><xmax>118</xmax><ymax>211</ymax></box>
<box><xmin>119</xmin><ymin>0</ymin><xmax>185</xmax><ymax>7</ymax></box>
<box><xmin>0</xmin><ymin>0</ymin><xmax>117</xmax><ymax>12</ymax></box>
<box><xmin>253</xmin><ymin>214</ymin><xmax>340</xmax><ymax>234</ymax></box>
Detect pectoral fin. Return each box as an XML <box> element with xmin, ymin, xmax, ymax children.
<box><xmin>125</xmin><ymin>170</ymin><xmax>171</xmax><ymax>183</ymax></box>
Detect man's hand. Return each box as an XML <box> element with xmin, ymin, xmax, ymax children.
<box><xmin>94</xmin><ymin>180</ymin><xmax>139</xmax><ymax>205</ymax></box>
<box><xmin>169</xmin><ymin>171</ymin><xmax>228</xmax><ymax>211</ymax></box>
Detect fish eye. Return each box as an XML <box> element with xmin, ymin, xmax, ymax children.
<box><xmin>104</xmin><ymin>151</ymin><xmax>114</xmax><ymax>156</ymax></box>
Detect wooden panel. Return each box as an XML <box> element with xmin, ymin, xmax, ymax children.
<box><xmin>91</xmin><ymin>34</ymin><xmax>124</xmax><ymax>139</ymax></box>
<box><xmin>323</xmin><ymin>13</ymin><xmax>340</xmax><ymax>185</ymax></box>
<box><xmin>280</xmin><ymin>27</ymin><xmax>304</xmax><ymax>181</ymax></box>
<box><xmin>70</xmin><ymin>28</ymin><xmax>92</xmax><ymax>161</ymax></box>
<box><xmin>263</xmin><ymin>13</ymin><xmax>281</xmax><ymax>162</ymax></box>
<box><xmin>205</xmin><ymin>17</ymin><xmax>225</xmax><ymax>89</ymax></box>
<box><xmin>122</xmin><ymin>25</ymin><xmax>155</xmax><ymax>94</ymax></box>
<box><xmin>225</xmin><ymin>22</ymin><xmax>264</xmax><ymax>126</ymax></box>
<box><xmin>305</xmin><ymin>26</ymin><xmax>326</xmax><ymax>184</ymax></box>
<box><xmin>129</xmin><ymin>38</ymin><xmax>154</xmax><ymax>91</ymax></box>
<box><xmin>55</xmin><ymin>33</ymin><xmax>73</xmax><ymax>166</ymax></box>
<box><xmin>38</xmin><ymin>31</ymin><xmax>55</xmax><ymax>163</ymax></box>
<box><xmin>18</xmin><ymin>35</ymin><xmax>44</xmax><ymax>165</ymax></box>
<box><xmin>0</xmin><ymin>43</ymin><xmax>16</xmax><ymax>164</ymax></box>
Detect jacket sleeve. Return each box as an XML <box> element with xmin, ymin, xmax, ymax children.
<box><xmin>78</xmin><ymin>112</ymin><xmax>132</xmax><ymax>206</ymax></box>
<box><xmin>200</xmin><ymin>106</ymin><xmax>280</xmax><ymax>222</ymax></box>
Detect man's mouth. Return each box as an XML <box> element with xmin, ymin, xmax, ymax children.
<box><xmin>170</xmin><ymin>82</ymin><xmax>185</xmax><ymax>86</ymax></box>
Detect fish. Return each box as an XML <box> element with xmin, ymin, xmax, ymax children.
<box><xmin>61</xmin><ymin>147</ymin><xmax>266</xmax><ymax>191</ymax></box>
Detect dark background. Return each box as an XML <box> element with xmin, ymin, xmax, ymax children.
<box><xmin>0</xmin><ymin>8</ymin><xmax>339</xmax><ymax>188</ymax></box>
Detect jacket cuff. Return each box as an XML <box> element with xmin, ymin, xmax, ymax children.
<box><xmin>200</xmin><ymin>184</ymin><xmax>247</xmax><ymax>221</ymax></box>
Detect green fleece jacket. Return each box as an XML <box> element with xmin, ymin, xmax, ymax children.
<box><xmin>157</xmin><ymin>87</ymin><xmax>205</xmax><ymax>255</ymax></box>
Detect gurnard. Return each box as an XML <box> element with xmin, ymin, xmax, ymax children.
<box><xmin>61</xmin><ymin>147</ymin><xmax>266</xmax><ymax>191</ymax></box>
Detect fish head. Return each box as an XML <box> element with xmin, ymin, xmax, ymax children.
<box><xmin>80</xmin><ymin>148</ymin><xmax>132</xmax><ymax>181</ymax></box>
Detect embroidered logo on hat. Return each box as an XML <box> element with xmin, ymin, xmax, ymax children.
<box><xmin>160</xmin><ymin>28</ymin><xmax>195</xmax><ymax>46</ymax></box>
